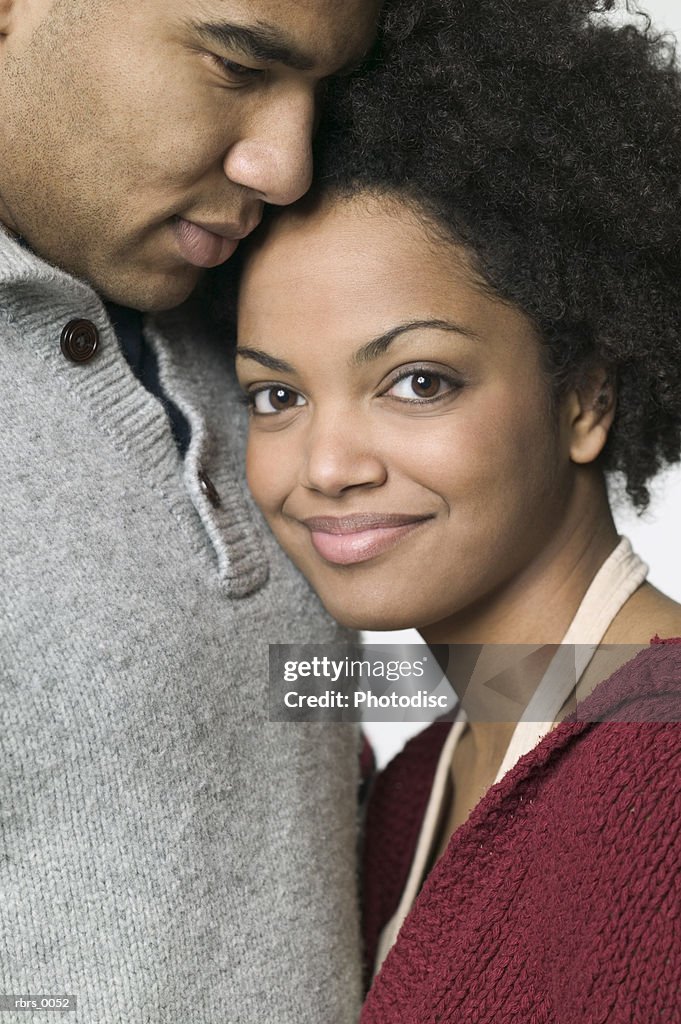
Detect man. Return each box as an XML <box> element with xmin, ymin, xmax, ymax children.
<box><xmin>0</xmin><ymin>1</ymin><xmax>378</xmax><ymax>1020</ymax></box>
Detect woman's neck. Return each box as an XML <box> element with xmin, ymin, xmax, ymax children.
<box><xmin>422</xmin><ymin>474</ymin><xmax>619</xmax><ymax>648</ymax></box>
<box><xmin>421</xmin><ymin>472</ymin><xmax>621</xmax><ymax>746</ymax></box>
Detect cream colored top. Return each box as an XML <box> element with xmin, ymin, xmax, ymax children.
<box><xmin>374</xmin><ymin>536</ymin><xmax>648</xmax><ymax>972</ymax></box>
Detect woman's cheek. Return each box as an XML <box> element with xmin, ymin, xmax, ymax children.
<box><xmin>389</xmin><ymin>410</ymin><xmax>495</xmax><ymax>500</ymax></box>
<box><xmin>246</xmin><ymin>435</ymin><xmax>286</xmax><ymax>516</ymax></box>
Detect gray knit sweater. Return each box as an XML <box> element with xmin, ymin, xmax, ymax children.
<box><xmin>0</xmin><ymin>229</ymin><xmax>362</xmax><ymax>1023</ymax></box>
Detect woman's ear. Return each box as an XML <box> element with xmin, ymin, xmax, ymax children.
<box><xmin>565</xmin><ymin>367</ymin><xmax>616</xmax><ymax>465</ymax></box>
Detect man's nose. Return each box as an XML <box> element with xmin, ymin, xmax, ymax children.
<box><xmin>223</xmin><ymin>90</ymin><xmax>315</xmax><ymax>206</ymax></box>
<box><xmin>301</xmin><ymin>415</ymin><xmax>388</xmax><ymax>498</ymax></box>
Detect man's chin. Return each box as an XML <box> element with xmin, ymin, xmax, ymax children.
<box><xmin>93</xmin><ymin>263</ymin><xmax>203</xmax><ymax>313</ymax></box>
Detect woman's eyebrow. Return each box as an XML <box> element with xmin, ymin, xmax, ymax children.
<box><xmin>236</xmin><ymin>348</ymin><xmax>297</xmax><ymax>374</ymax></box>
<box><xmin>236</xmin><ymin>320</ymin><xmax>478</xmax><ymax>373</ymax></box>
<box><xmin>353</xmin><ymin>319</ymin><xmax>480</xmax><ymax>365</ymax></box>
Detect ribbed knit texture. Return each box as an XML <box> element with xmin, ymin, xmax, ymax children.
<box><xmin>0</xmin><ymin>230</ymin><xmax>363</xmax><ymax>1024</ymax></box>
<box><xmin>361</xmin><ymin>642</ymin><xmax>681</xmax><ymax>1023</ymax></box>
<box><xmin>362</xmin><ymin>721</ymin><xmax>450</xmax><ymax>984</ymax></box>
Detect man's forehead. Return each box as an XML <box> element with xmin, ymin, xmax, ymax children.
<box><xmin>190</xmin><ymin>0</ymin><xmax>378</xmax><ymax>74</ymax></box>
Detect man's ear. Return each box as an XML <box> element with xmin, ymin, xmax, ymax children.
<box><xmin>565</xmin><ymin>367</ymin><xmax>616</xmax><ymax>465</ymax></box>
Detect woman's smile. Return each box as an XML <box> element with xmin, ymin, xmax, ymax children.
<box><xmin>299</xmin><ymin>513</ymin><xmax>435</xmax><ymax>566</ymax></box>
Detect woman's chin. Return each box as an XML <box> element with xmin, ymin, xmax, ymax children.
<box><xmin>318</xmin><ymin>593</ymin><xmax>421</xmax><ymax>634</ymax></box>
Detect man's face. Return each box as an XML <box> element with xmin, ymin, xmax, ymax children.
<box><xmin>0</xmin><ymin>0</ymin><xmax>377</xmax><ymax>310</ymax></box>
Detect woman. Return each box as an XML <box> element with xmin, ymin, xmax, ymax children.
<box><xmin>233</xmin><ymin>0</ymin><xmax>681</xmax><ymax>1017</ymax></box>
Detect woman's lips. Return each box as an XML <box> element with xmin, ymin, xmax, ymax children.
<box><xmin>174</xmin><ymin>217</ymin><xmax>240</xmax><ymax>268</ymax></box>
<box><xmin>302</xmin><ymin>513</ymin><xmax>433</xmax><ymax>566</ymax></box>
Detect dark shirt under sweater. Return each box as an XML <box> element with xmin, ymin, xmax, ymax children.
<box><xmin>106</xmin><ymin>302</ymin><xmax>191</xmax><ymax>457</ymax></box>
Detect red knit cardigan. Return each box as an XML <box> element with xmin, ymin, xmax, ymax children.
<box><xmin>361</xmin><ymin>640</ymin><xmax>681</xmax><ymax>1024</ymax></box>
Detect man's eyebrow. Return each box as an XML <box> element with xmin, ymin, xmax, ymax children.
<box><xmin>236</xmin><ymin>348</ymin><xmax>297</xmax><ymax>374</ymax></box>
<box><xmin>192</xmin><ymin>21</ymin><xmax>317</xmax><ymax>72</ymax></box>
<box><xmin>353</xmin><ymin>319</ymin><xmax>480</xmax><ymax>365</ymax></box>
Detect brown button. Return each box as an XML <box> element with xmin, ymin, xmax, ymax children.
<box><xmin>60</xmin><ymin>319</ymin><xmax>100</xmax><ymax>363</ymax></box>
<box><xmin>198</xmin><ymin>469</ymin><xmax>222</xmax><ymax>509</ymax></box>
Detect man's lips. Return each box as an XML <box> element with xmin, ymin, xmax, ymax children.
<box><xmin>301</xmin><ymin>513</ymin><xmax>434</xmax><ymax>566</ymax></box>
<box><xmin>174</xmin><ymin>217</ymin><xmax>251</xmax><ymax>268</ymax></box>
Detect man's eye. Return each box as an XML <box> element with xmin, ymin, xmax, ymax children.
<box><xmin>385</xmin><ymin>371</ymin><xmax>459</xmax><ymax>402</ymax></box>
<box><xmin>215</xmin><ymin>57</ymin><xmax>264</xmax><ymax>84</ymax></box>
<box><xmin>251</xmin><ymin>386</ymin><xmax>306</xmax><ymax>415</ymax></box>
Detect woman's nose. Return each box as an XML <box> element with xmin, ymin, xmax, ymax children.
<box><xmin>301</xmin><ymin>417</ymin><xmax>388</xmax><ymax>497</ymax></box>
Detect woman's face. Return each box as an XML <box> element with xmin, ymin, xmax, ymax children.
<box><xmin>236</xmin><ymin>194</ymin><xmax>579</xmax><ymax>633</ymax></box>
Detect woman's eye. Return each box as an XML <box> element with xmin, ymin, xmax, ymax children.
<box><xmin>386</xmin><ymin>371</ymin><xmax>458</xmax><ymax>402</ymax></box>
<box><xmin>251</xmin><ymin>386</ymin><xmax>306</xmax><ymax>415</ymax></box>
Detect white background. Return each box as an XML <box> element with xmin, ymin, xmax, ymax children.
<box><xmin>365</xmin><ymin>0</ymin><xmax>681</xmax><ymax>766</ymax></box>
<box><xmin>617</xmin><ymin>0</ymin><xmax>680</xmax><ymax>35</ymax></box>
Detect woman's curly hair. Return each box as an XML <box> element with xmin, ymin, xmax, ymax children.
<box><xmin>312</xmin><ymin>0</ymin><xmax>681</xmax><ymax>508</ymax></box>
